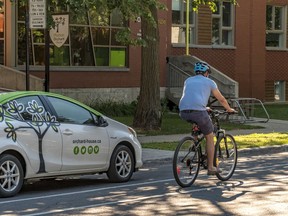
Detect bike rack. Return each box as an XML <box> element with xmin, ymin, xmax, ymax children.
<box><xmin>228</xmin><ymin>98</ymin><xmax>270</xmax><ymax>123</ymax></box>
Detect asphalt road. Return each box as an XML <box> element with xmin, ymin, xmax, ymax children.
<box><xmin>0</xmin><ymin>152</ymin><xmax>287</xmax><ymax>216</ymax></box>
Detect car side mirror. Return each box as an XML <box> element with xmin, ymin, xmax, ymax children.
<box><xmin>96</xmin><ymin>116</ymin><xmax>108</xmax><ymax>127</ymax></box>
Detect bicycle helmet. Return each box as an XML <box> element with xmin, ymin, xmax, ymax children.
<box><xmin>194</xmin><ymin>62</ymin><xmax>211</xmax><ymax>74</ymax></box>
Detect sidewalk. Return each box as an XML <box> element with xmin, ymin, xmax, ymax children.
<box><xmin>138</xmin><ymin>119</ymin><xmax>288</xmax><ymax>163</ymax></box>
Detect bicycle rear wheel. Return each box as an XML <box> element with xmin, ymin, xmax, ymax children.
<box><xmin>214</xmin><ymin>134</ymin><xmax>238</xmax><ymax>181</ymax></box>
<box><xmin>173</xmin><ymin>137</ymin><xmax>200</xmax><ymax>187</ymax></box>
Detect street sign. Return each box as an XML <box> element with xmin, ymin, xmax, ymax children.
<box><xmin>29</xmin><ymin>0</ymin><xmax>46</xmax><ymax>29</ymax></box>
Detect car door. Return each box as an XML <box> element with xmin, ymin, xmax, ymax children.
<box><xmin>46</xmin><ymin>96</ymin><xmax>110</xmax><ymax>171</ymax></box>
<box><xmin>2</xmin><ymin>96</ymin><xmax>63</xmax><ymax>173</ymax></box>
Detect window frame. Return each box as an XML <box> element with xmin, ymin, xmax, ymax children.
<box><xmin>211</xmin><ymin>0</ymin><xmax>235</xmax><ymax>46</ymax></box>
<box><xmin>266</xmin><ymin>5</ymin><xmax>287</xmax><ymax>49</ymax></box>
<box><xmin>171</xmin><ymin>0</ymin><xmax>196</xmax><ymax>45</ymax></box>
<box><xmin>16</xmin><ymin>2</ymin><xmax>128</xmax><ymax>68</ymax></box>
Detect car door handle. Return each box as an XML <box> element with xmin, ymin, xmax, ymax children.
<box><xmin>63</xmin><ymin>129</ymin><xmax>73</xmax><ymax>136</ymax></box>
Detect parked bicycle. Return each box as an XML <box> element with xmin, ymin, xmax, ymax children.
<box><xmin>173</xmin><ymin>109</ymin><xmax>238</xmax><ymax>187</ymax></box>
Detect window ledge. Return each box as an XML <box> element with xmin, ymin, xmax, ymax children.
<box><xmin>172</xmin><ymin>44</ymin><xmax>236</xmax><ymax>50</ymax></box>
<box><xmin>266</xmin><ymin>47</ymin><xmax>288</xmax><ymax>52</ymax></box>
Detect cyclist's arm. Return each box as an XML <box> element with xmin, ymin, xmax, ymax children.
<box><xmin>212</xmin><ymin>88</ymin><xmax>235</xmax><ymax>112</ymax></box>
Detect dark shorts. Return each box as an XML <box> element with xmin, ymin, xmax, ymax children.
<box><xmin>180</xmin><ymin>110</ymin><xmax>214</xmax><ymax>135</ymax></box>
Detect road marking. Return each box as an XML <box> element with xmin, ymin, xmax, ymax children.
<box><xmin>2</xmin><ymin>162</ymin><xmax>288</xmax><ymax>215</ymax></box>
<box><xmin>23</xmin><ymin>174</ymin><xmax>288</xmax><ymax>216</ymax></box>
<box><xmin>2</xmin><ymin>162</ymin><xmax>288</xmax><ymax>205</ymax></box>
<box><xmin>21</xmin><ymin>184</ymin><xmax>232</xmax><ymax>216</ymax></box>
<box><xmin>0</xmin><ymin>178</ymin><xmax>175</xmax><ymax>205</ymax></box>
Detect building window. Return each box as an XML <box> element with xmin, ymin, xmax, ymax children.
<box><xmin>266</xmin><ymin>5</ymin><xmax>286</xmax><ymax>48</ymax></box>
<box><xmin>212</xmin><ymin>1</ymin><xmax>234</xmax><ymax>46</ymax></box>
<box><xmin>274</xmin><ymin>81</ymin><xmax>285</xmax><ymax>101</ymax></box>
<box><xmin>17</xmin><ymin>1</ymin><xmax>128</xmax><ymax>67</ymax></box>
<box><xmin>171</xmin><ymin>0</ymin><xmax>196</xmax><ymax>44</ymax></box>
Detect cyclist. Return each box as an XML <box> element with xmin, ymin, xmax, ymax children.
<box><xmin>179</xmin><ymin>61</ymin><xmax>236</xmax><ymax>175</ymax></box>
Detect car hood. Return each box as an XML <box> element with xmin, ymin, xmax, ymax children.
<box><xmin>104</xmin><ymin>117</ymin><xmax>137</xmax><ymax>140</ymax></box>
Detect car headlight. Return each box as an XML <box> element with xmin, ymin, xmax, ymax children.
<box><xmin>128</xmin><ymin>127</ymin><xmax>137</xmax><ymax>138</ymax></box>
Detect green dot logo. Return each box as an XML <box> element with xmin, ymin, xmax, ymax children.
<box><xmin>94</xmin><ymin>145</ymin><xmax>99</xmax><ymax>154</ymax></box>
<box><xmin>81</xmin><ymin>146</ymin><xmax>86</xmax><ymax>155</ymax></box>
<box><xmin>74</xmin><ymin>146</ymin><xmax>79</xmax><ymax>155</ymax></box>
<box><xmin>88</xmin><ymin>146</ymin><xmax>93</xmax><ymax>154</ymax></box>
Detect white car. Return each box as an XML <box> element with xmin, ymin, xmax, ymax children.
<box><xmin>0</xmin><ymin>91</ymin><xmax>142</xmax><ymax>197</ymax></box>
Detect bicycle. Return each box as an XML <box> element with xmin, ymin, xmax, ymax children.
<box><xmin>173</xmin><ymin>109</ymin><xmax>238</xmax><ymax>187</ymax></box>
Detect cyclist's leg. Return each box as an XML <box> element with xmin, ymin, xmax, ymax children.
<box><xmin>205</xmin><ymin>132</ymin><xmax>216</xmax><ymax>171</ymax></box>
<box><xmin>189</xmin><ymin>111</ymin><xmax>218</xmax><ymax>174</ymax></box>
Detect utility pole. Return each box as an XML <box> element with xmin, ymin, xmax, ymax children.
<box><xmin>186</xmin><ymin>0</ymin><xmax>190</xmax><ymax>55</ymax></box>
<box><xmin>25</xmin><ymin>2</ymin><xmax>30</xmax><ymax>90</ymax></box>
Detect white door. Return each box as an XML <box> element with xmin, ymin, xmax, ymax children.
<box><xmin>46</xmin><ymin>96</ymin><xmax>110</xmax><ymax>171</ymax></box>
<box><xmin>60</xmin><ymin>123</ymin><xmax>110</xmax><ymax>170</ymax></box>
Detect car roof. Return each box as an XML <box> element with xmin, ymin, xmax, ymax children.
<box><xmin>0</xmin><ymin>91</ymin><xmax>102</xmax><ymax>116</ymax></box>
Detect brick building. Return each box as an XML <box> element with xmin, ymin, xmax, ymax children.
<box><xmin>0</xmin><ymin>0</ymin><xmax>288</xmax><ymax>103</ymax></box>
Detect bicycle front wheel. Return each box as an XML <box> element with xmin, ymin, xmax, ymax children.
<box><xmin>214</xmin><ymin>134</ymin><xmax>238</xmax><ymax>181</ymax></box>
<box><xmin>173</xmin><ymin>137</ymin><xmax>200</xmax><ymax>187</ymax></box>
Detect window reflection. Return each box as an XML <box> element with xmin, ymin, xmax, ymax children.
<box><xmin>95</xmin><ymin>47</ymin><xmax>109</xmax><ymax>66</ymax></box>
<box><xmin>50</xmin><ymin>46</ymin><xmax>70</xmax><ymax>66</ymax></box>
<box><xmin>70</xmin><ymin>26</ymin><xmax>94</xmax><ymax>66</ymax></box>
<box><xmin>92</xmin><ymin>27</ymin><xmax>110</xmax><ymax>45</ymax></box>
<box><xmin>266</xmin><ymin>5</ymin><xmax>285</xmax><ymax>48</ymax></box>
<box><xmin>212</xmin><ymin>1</ymin><xmax>233</xmax><ymax>46</ymax></box>
<box><xmin>171</xmin><ymin>0</ymin><xmax>195</xmax><ymax>44</ymax></box>
<box><xmin>16</xmin><ymin>0</ymin><xmax>127</xmax><ymax>67</ymax></box>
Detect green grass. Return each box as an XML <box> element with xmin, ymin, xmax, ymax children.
<box><xmin>254</xmin><ymin>104</ymin><xmax>288</xmax><ymax>120</ymax></box>
<box><xmin>113</xmin><ymin>103</ymin><xmax>288</xmax><ymax>150</ymax></box>
<box><xmin>114</xmin><ymin>113</ymin><xmax>263</xmax><ymax>136</ymax></box>
<box><xmin>141</xmin><ymin>132</ymin><xmax>288</xmax><ymax>151</ymax></box>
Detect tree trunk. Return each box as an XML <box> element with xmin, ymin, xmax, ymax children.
<box><xmin>133</xmin><ymin>5</ymin><xmax>162</xmax><ymax>131</ymax></box>
<box><xmin>37</xmin><ymin>137</ymin><xmax>46</xmax><ymax>173</ymax></box>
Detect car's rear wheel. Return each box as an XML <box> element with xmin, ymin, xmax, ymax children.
<box><xmin>107</xmin><ymin>145</ymin><xmax>134</xmax><ymax>182</ymax></box>
<box><xmin>0</xmin><ymin>154</ymin><xmax>24</xmax><ymax>198</ymax></box>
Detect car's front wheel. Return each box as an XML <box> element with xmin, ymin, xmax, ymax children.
<box><xmin>107</xmin><ymin>145</ymin><xmax>134</xmax><ymax>182</ymax></box>
<box><xmin>0</xmin><ymin>154</ymin><xmax>24</xmax><ymax>198</ymax></box>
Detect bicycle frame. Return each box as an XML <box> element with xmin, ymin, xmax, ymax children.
<box><xmin>173</xmin><ymin>109</ymin><xmax>238</xmax><ymax>187</ymax></box>
<box><xmin>191</xmin><ymin>111</ymin><xmax>228</xmax><ymax>168</ymax></box>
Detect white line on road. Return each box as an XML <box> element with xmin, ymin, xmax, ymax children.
<box><xmin>2</xmin><ymin>162</ymin><xmax>288</xmax><ymax>206</ymax></box>
<box><xmin>2</xmin><ymin>162</ymin><xmax>288</xmax><ymax>215</ymax></box>
<box><xmin>23</xmin><ymin>174</ymin><xmax>288</xmax><ymax>216</ymax></box>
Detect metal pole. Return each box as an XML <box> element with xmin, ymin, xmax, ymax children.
<box><xmin>186</xmin><ymin>0</ymin><xmax>189</xmax><ymax>55</ymax></box>
<box><xmin>25</xmin><ymin>1</ymin><xmax>30</xmax><ymax>90</ymax></box>
<box><xmin>44</xmin><ymin>0</ymin><xmax>49</xmax><ymax>92</ymax></box>
<box><xmin>44</xmin><ymin>28</ymin><xmax>49</xmax><ymax>92</ymax></box>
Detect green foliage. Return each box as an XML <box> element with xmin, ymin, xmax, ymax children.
<box><xmin>89</xmin><ymin>100</ymin><xmax>137</xmax><ymax>117</ymax></box>
<box><xmin>86</xmin><ymin>97</ymin><xmax>171</xmax><ymax>118</ymax></box>
<box><xmin>191</xmin><ymin>0</ymin><xmax>238</xmax><ymax>12</ymax></box>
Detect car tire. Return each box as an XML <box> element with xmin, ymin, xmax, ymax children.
<box><xmin>107</xmin><ymin>145</ymin><xmax>135</xmax><ymax>183</ymax></box>
<box><xmin>0</xmin><ymin>154</ymin><xmax>24</xmax><ymax>198</ymax></box>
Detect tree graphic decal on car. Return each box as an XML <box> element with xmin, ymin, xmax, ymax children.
<box><xmin>0</xmin><ymin>100</ymin><xmax>60</xmax><ymax>173</ymax></box>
